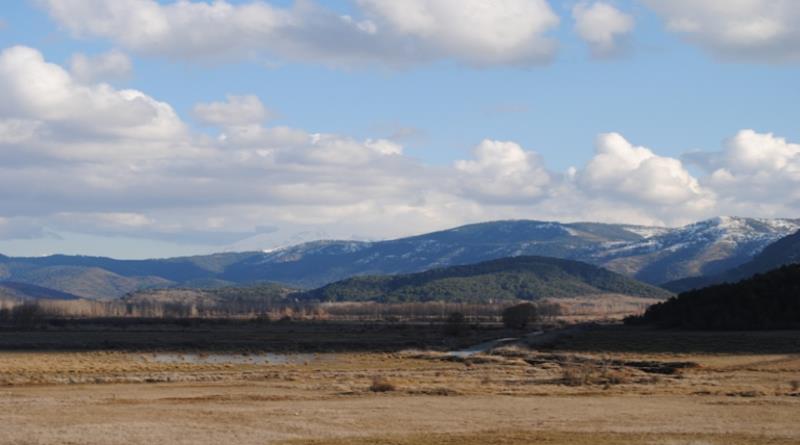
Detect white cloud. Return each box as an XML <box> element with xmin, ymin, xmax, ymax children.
<box><xmin>689</xmin><ymin>130</ymin><xmax>800</xmax><ymax>215</ymax></box>
<box><xmin>357</xmin><ymin>0</ymin><xmax>560</xmax><ymax>66</ymax></box>
<box><xmin>193</xmin><ymin>95</ymin><xmax>272</xmax><ymax>127</ymax></box>
<box><xmin>4</xmin><ymin>45</ymin><xmax>800</xmax><ymax>253</ymax></box>
<box><xmin>69</xmin><ymin>49</ymin><xmax>132</xmax><ymax>83</ymax></box>
<box><xmin>573</xmin><ymin>1</ymin><xmax>634</xmax><ymax>58</ymax></box>
<box><xmin>579</xmin><ymin>132</ymin><xmax>713</xmax><ymax>210</ymax></box>
<box><xmin>39</xmin><ymin>0</ymin><xmax>560</xmax><ymax>67</ymax></box>
<box><xmin>718</xmin><ymin>129</ymin><xmax>800</xmax><ymax>174</ymax></box>
<box><xmin>0</xmin><ymin>46</ymin><xmax>184</xmax><ymax>150</ymax></box>
<box><xmin>643</xmin><ymin>0</ymin><xmax>800</xmax><ymax>63</ymax></box>
<box><xmin>455</xmin><ymin>140</ymin><xmax>552</xmax><ymax>203</ymax></box>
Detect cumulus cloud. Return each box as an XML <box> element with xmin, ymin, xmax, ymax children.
<box><xmin>3</xmin><ymin>44</ymin><xmax>800</xmax><ymax>253</ymax></box>
<box><xmin>643</xmin><ymin>0</ymin><xmax>800</xmax><ymax>63</ymax></box>
<box><xmin>39</xmin><ymin>0</ymin><xmax>560</xmax><ymax>67</ymax></box>
<box><xmin>572</xmin><ymin>1</ymin><xmax>634</xmax><ymax>58</ymax></box>
<box><xmin>687</xmin><ymin>130</ymin><xmax>800</xmax><ymax>215</ymax></box>
<box><xmin>578</xmin><ymin>132</ymin><xmax>713</xmax><ymax>211</ymax></box>
<box><xmin>455</xmin><ymin>140</ymin><xmax>552</xmax><ymax>203</ymax></box>
<box><xmin>69</xmin><ymin>49</ymin><xmax>132</xmax><ymax>83</ymax></box>
<box><xmin>0</xmin><ymin>45</ymin><xmax>439</xmax><ymax>246</ymax></box>
<box><xmin>0</xmin><ymin>46</ymin><xmax>184</xmax><ymax>150</ymax></box>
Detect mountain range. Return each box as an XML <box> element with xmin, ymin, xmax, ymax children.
<box><xmin>1</xmin><ymin>216</ymin><xmax>798</xmax><ymax>300</ymax></box>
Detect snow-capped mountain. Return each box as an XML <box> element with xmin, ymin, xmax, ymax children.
<box><xmin>221</xmin><ymin>217</ymin><xmax>800</xmax><ymax>287</ymax></box>
<box><xmin>592</xmin><ymin>217</ymin><xmax>800</xmax><ymax>283</ymax></box>
<box><xmin>2</xmin><ymin>217</ymin><xmax>798</xmax><ymax>297</ymax></box>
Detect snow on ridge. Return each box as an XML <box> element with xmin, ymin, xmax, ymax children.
<box><xmin>621</xmin><ymin>226</ymin><xmax>671</xmax><ymax>239</ymax></box>
<box><xmin>593</xmin><ymin>217</ymin><xmax>800</xmax><ymax>259</ymax></box>
<box><xmin>255</xmin><ymin>217</ymin><xmax>800</xmax><ymax>265</ymax></box>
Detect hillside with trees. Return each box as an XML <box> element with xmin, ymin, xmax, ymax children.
<box><xmin>124</xmin><ymin>283</ymin><xmax>295</xmax><ymax>308</ymax></box>
<box><xmin>629</xmin><ymin>264</ymin><xmax>800</xmax><ymax>329</ymax></box>
<box><xmin>299</xmin><ymin>256</ymin><xmax>673</xmax><ymax>303</ymax></box>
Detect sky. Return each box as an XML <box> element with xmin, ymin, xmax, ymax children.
<box><xmin>0</xmin><ymin>0</ymin><xmax>798</xmax><ymax>259</ymax></box>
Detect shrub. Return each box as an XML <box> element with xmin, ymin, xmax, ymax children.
<box><xmin>11</xmin><ymin>302</ymin><xmax>45</xmax><ymax>327</ymax></box>
<box><xmin>502</xmin><ymin>303</ymin><xmax>539</xmax><ymax>329</ymax></box>
<box><xmin>369</xmin><ymin>376</ymin><xmax>396</xmax><ymax>392</ymax></box>
<box><xmin>561</xmin><ymin>364</ymin><xmax>596</xmax><ymax>386</ymax></box>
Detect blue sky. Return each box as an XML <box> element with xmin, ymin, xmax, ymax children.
<box><xmin>0</xmin><ymin>1</ymin><xmax>798</xmax><ymax>258</ymax></box>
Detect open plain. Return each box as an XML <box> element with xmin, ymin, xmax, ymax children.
<box><xmin>0</xmin><ymin>324</ymin><xmax>799</xmax><ymax>445</ymax></box>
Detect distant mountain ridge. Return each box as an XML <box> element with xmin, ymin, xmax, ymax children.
<box><xmin>664</xmin><ymin>229</ymin><xmax>800</xmax><ymax>292</ymax></box>
<box><xmin>299</xmin><ymin>256</ymin><xmax>673</xmax><ymax>303</ymax></box>
<box><xmin>224</xmin><ymin>217</ymin><xmax>799</xmax><ymax>287</ymax></box>
<box><xmin>591</xmin><ymin>217</ymin><xmax>800</xmax><ymax>283</ymax></box>
<box><xmin>1</xmin><ymin>216</ymin><xmax>798</xmax><ymax>299</ymax></box>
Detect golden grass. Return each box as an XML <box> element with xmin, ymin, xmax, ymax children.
<box><xmin>0</xmin><ymin>328</ymin><xmax>799</xmax><ymax>444</ymax></box>
<box><xmin>285</xmin><ymin>430</ymin><xmax>799</xmax><ymax>445</ymax></box>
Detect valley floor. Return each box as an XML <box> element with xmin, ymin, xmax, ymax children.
<box><xmin>0</xmin><ymin>327</ymin><xmax>799</xmax><ymax>444</ymax></box>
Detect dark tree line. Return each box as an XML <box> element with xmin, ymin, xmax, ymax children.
<box><xmin>627</xmin><ymin>264</ymin><xmax>800</xmax><ymax>330</ymax></box>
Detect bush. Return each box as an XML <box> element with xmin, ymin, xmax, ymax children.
<box><xmin>369</xmin><ymin>376</ymin><xmax>396</xmax><ymax>392</ymax></box>
<box><xmin>502</xmin><ymin>303</ymin><xmax>539</xmax><ymax>329</ymax></box>
<box><xmin>11</xmin><ymin>302</ymin><xmax>45</xmax><ymax>327</ymax></box>
<box><xmin>443</xmin><ymin>312</ymin><xmax>466</xmax><ymax>336</ymax></box>
<box><xmin>561</xmin><ymin>364</ymin><xmax>596</xmax><ymax>386</ymax></box>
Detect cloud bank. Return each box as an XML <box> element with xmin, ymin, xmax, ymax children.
<box><xmin>37</xmin><ymin>1</ymin><xmax>800</xmax><ymax>67</ymax></box>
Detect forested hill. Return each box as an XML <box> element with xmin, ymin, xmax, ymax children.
<box><xmin>630</xmin><ymin>264</ymin><xmax>800</xmax><ymax>330</ymax></box>
<box><xmin>298</xmin><ymin>256</ymin><xmax>673</xmax><ymax>303</ymax></box>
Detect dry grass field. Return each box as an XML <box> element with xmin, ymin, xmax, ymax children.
<box><xmin>0</xmin><ymin>324</ymin><xmax>798</xmax><ymax>444</ymax></box>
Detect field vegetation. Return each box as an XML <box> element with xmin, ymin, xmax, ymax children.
<box><xmin>0</xmin><ymin>324</ymin><xmax>798</xmax><ymax>444</ymax></box>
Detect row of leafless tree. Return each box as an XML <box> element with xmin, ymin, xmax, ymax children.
<box><xmin>0</xmin><ymin>298</ymin><xmax>564</xmax><ymax>325</ymax></box>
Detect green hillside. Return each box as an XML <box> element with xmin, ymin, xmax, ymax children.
<box><xmin>299</xmin><ymin>256</ymin><xmax>673</xmax><ymax>303</ymax></box>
